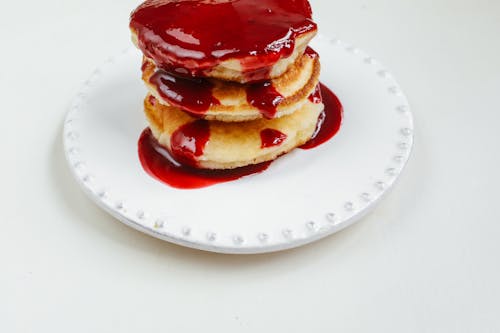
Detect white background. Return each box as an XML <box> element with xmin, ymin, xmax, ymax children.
<box><xmin>1</xmin><ymin>0</ymin><xmax>499</xmax><ymax>331</ymax></box>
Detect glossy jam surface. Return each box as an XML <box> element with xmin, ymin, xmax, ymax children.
<box><xmin>170</xmin><ymin>120</ymin><xmax>211</xmax><ymax>167</ymax></box>
<box><xmin>308</xmin><ymin>84</ymin><xmax>322</xmax><ymax>104</ymax></box>
<box><xmin>260</xmin><ymin>129</ymin><xmax>288</xmax><ymax>148</ymax></box>
<box><xmin>143</xmin><ymin>45</ymin><xmax>320</xmax><ymax>119</ymax></box>
<box><xmin>149</xmin><ymin>70</ymin><xmax>220</xmax><ymax>114</ymax></box>
<box><xmin>300</xmin><ymin>83</ymin><xmax>343</xmax><ymax>149</ymax></box>
<box><xmin>246</xmin><ymin>82</ymin><xmax>284</xmax><ymax>119</ymax></box>
<box><xmin>304</xmin><ymin>46</ymin><xmax>319</xmax><ymax>59</ymax></box>
<box><xmin>139</xmin><ymin>129</ymin><xmax>271</xmax><ymax>189</ymax></box>
<box><xmin>130</xmin><ymin>0</ymin><xmax>316</xmax><ymax>81</ymax></box>
<box><xmin>148</xmin><ymin>94</ymin><xmax>157</xmax><ymax>106</ymax></box>
<box><xmin>148</xmin><ymin>66</ymin><xmax>286</xmax><ymax>118</ymax></box>
<box><xmin>138</xmin><ymin>83</ymin><xmax>343</xmax><ymax>189</ymax></box>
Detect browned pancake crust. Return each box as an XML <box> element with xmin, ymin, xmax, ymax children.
<box><xmin>142</xmin><ymin>53</ymin><xmax>320</xmax><ymax>122</ymax></box>
<box><xmin>144</xmin><ymin>94</ymin><xmax>324</xmax><ymax>169</ymax></box>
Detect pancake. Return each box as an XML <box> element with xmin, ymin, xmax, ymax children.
<box><xmin>200</xmin><ymin>32</ymin><xmax>316</xmax><ymax>84</ymax></box>
<box><xmin>142</xmin><ymin>50</ymin><xmax>320</xmax><ymax>122</ymax></box>
<box><xmin>132</xmin><ymin>30</ymin><xmax>317</xmax><ymax>84</ymax></box>
<box><xmin>129</xmin><ymin>0</ymin><xmax>317</xmax><ymax>83</ymax></box>
<box><xmin>144</xmin><ymin>94</ymin><xmax>324</xmax><ymax>170</ymax></box>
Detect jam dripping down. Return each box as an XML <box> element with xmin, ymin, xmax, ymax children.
<box><xmin>308</xmin><ymin>84</ymin><xmax>322</xmax><ymax>104</ymax></box>
<box><xmin>170</xmin><ymin>119</ymin><xmax>211</xmax><ymax>167</ymax></box>
<box><xmin>148</xmin><ymin>94</ymin><xmax>157</xmax><ymax>106</ymax></box>
<box><xmin>130</xmin><ymin>0</ymin><xmax>316</xmax><ymax>82</ymax></box>
<box><xmin>148</xmin><ymin>68</ymin><xmax>286</xmax><ymax>119</ymax></box>
<box><xmin>260</xmin><ymin>129</ymin><xmax>288</xmax><ymax>149</ymax></box>
<box><xmin>304</xmin><ymin>46</ymin><xmax>319</xmax><ymax>59</ymax></box>
<box><xmin>138</xmin><ymin>83</ymin><xmax>343</xmax><ymax>189</ymax></box>
<box><xmin>139</xmin><ymin>129</ymin><xmax>271</xmax><ymax>189</ymax></box>
<box><xmin>141</xmin><ymin>58</ymin><xmax>149</xmax><ymax>72</ymax></box>
<box><xmin>149</xmin><ymin>70</ymin><xmax>220</xmax><ymax>115</ymax></box>
<box><xmin>300</xmin><ymin>83</ymin><xmax>343</xmax><ymax>149</ymax></box>
<box><xmin>246</xmin><ymin>82</ymin><xmax>284</xmax><ymax>119</ymax></box>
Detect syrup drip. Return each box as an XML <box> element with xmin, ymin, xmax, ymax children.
<box><xmin>300</xmin><ymin>83</ymin><xmax>343</xmax><ymax>149</ymax></box>
<box><xmin>148</xmin><ymin>94</ymin><xmax>157</xmax><ymax>106</ymax></box>
<box><xmin>141</xmin><ymin>58</ymin><xmax>149</xmax><ymax>72</ymax></box>
<box><xmin>139</xmin><ymin>129</ymin><xmax>271</xmax><ymax>189</ymax></box>
<box><xmin>149</xmin><ymin>70</ymin><xmax>220</xmax><ymax>114</ymax></box>
<box><xmin>130</xmin><ymin>0</ymin><xmax>317</xmax><ymax>82</ymax></box>
<box><xmin>246</xmin><ymin>81</ymin><xmax>284</xmax><ymax>119</ymax></box>
<box><xmin>148</xmin><ymin>65</ymin><xmax>288</xmax><ymax>118</ymax></box>
<box><xmin>138</xmin><ymin>83</ymin><xmax>343</xmax><ymax>189</ymax></box>
<box><xmin>308</xmin><ymin>84</ymin><xmax>322</xmax><ymax>104</ymax></box>
<box><xmin>304</xmin><ymin>46</ymin><xmax>319</xmax><ymax>59</ymax></box>
<box><xmin>260</xmin><ymin>129</ymin><xmax>288</xmax><ymax>148</ymax></box>
<box><xmin>170</xmin><ymin>120</ymin><xmax>211</xmax><ymax>167</ymax></box>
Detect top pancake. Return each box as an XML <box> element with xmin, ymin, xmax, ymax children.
<box><xmin>130</xmin><ymin>0</ymin><xmax>317</xmax><ymax>83</ymax></box>
<box><xmin>142</xmin><ymin>50</ymin><xmax>321</xmax><ymax>122</ymax></box>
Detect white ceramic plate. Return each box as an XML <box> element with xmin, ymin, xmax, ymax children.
<box><xmin>63</xmin><ymin>36</ymin><xmax>414</xmax><ymax>254</ymax></box>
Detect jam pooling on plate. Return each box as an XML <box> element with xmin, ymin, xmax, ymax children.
<box><xmin>139</xmin><ymin>129</ymin><xmax>271</xmax><ymax>189</ymax></box>
<box><xmin>300</xmin><ymin>83</ymin><xmax>343</xmax><ymax>149</ymax></box>
<box><xmin>130</xmin><ymin>0</ymin><xmax>317</xmax><ymax>81</ymax></box>
<box><xmin>260</xmin><ymin>129</ymin><xmax>288</xmax><ymax>149</ymax></box>
<box><xmin>138</xmin><ymin>84</ymin><xmax>343</xmax><ymax>189</ymax></box>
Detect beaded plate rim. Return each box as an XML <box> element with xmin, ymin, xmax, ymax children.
<box><xmin>63</xmin><ymin>35</ymin><xmax>414</xmax><ymax>254</ymax></box>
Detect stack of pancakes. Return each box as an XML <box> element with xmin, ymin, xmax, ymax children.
<box><xmin>130</xmin><ymin>0</ymin><xmax>324</xmax><ymax>170</ymax></box>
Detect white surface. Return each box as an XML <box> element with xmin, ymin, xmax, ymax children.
<box><xmin>1</xmin><ymin>0</ymin><xmax>499</xmax><ymax>331</ymax></box>
<box><xmin>64</xmin><ymin>37</ymin><xmax>413</xmax><ymax>254</ymax></box>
